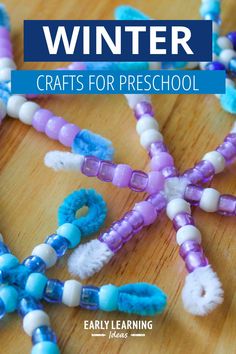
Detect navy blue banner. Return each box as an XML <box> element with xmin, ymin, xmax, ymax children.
<box><xmin>24</xmin><ymin>20</ymin><xmax>212</xmax><ymax>62</ymax></box>
<box><xmin>11</xmin><ymin>70</ymin><xmax>225</xmax><ymax>95</ymax></box>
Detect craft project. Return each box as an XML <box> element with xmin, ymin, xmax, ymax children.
<box><xmin>45</xmin><ymin>1</ymin><xmax>236</xmax><ymax>317</ymax></box>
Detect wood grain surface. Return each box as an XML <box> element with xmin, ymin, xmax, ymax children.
<box><xmin>0</xmin><ymin>0</ymin><xmax>236</xmax><ymax>353</ymax></box>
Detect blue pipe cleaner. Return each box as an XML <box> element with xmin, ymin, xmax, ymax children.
<box><xmin>0</xmin><ymin>4</ymin><xmax>10</xmax><ymax>30</ymax></box>
<box><xmin>72</xmin><ymin>129</ymin><xmax>114</xmax><ymax>161</ymax></box>
<box><xmin>115</xmin><ymin>5</ymin><xmax>151</xmax><ymax>21</ymax></box>
<box><xmin>118</xmin><ymin>283</ymin><xmax>167</xmax><ymax>316</ymax></box>
<box><xmin>58</xmin><ymin>189</ymin><xmax>107</xmax><ymax>237</ymax></box>
<box><xmin>220</xmin><ymin>86</ymin><xmax>236</xmax><ymax>114</ymax></box>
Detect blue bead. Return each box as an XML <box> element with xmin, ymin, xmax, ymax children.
<box><xmin>116</xmin><ymin>62</ymin><xmax>149</xmax><ymax>70</ymax></box>
<box><xmin>31</xmin><ymin>341</ymin><xmax>60</xmax><ymax>354</ymax></box>
<box><xmin>200</xmin><ymin>1</ymin><xmax>220</xmax><ymax>17</ymax></box>
<box><xmin>56</xmin><ymin>224</ymin><xmax>81</xmax><ymax>249</ymax></box>
<box><xmin>0</xmin><ymin>241</ymin><xmax>10</xmax><ymax>255</ymax></box>
<box><xmin>0</xmin><ymin>5</ymin><xmax>10</xmax><ymax>30</ymax></box>
<box><xmin>23</xmin><ymin>256</ymin><xmax>46</xmax><ymax>273</ymax></box>
<box><xmin>229</xmin><ymin>58</ymin><xmax>236</xmax><ymax>73</ymax></box>
<box><xmin>45</xmin><ymin>234</ymin><xmax>69</xmax><ymax>257</ymax></box>
<box><xmin>99</xmin><ymin>284</ymin><xmax>118</xmax><ymax>312</ymax></box>
<box><xmin>0</xmin><ymin>254</ymin><xmax>19</xmax><ymax>270</ymax></box>
<box><xmin>25</xmin><ymin>273</ymin><xmax>48</xmax><ymax>300</ymax></box>
<box><xmin>0</xmin><ymin>269</ymin><xmax>8</xmax><ymax>284</ymax></box>
<box><xmin>80</xmin><ymin>286</ymin><xmax>99</xmax><ymax>310</ymax></box>
<box><xmin>18</xmin><ymin>295</ymin><xmax>42</xmax><ymax>318</ymax></box>
<box><xmin>43</xmin><ymin>279</ymin><xmax>64</xmax><ymax>303</ymax></box>
<box><xmin>204</xmin><ymin>13</ymin><xmax>221</xmax><ymax>25</ymax></box>
<box><xmin>32</xmin><ymin>326</ymin><xmax>57</xmax><ymax>345</ymax></box>
<box><xmin>9</xmin><ymin>265</ymin><xmax>30</xmax><ymax>288</ymax></box>
<box><xmin>0</xmin><ymin>297</ymin><xmax>6</xmax><ymax>319</ymax></box>
<box><xmin>0</xmin><ymin>285</ymin><xmax>18</xmax><ymax>313</ymax></box>
<box><xmin>115</xmin><ymin>5</ymin><xmax>150</xmax><ymax>20</ymax></box>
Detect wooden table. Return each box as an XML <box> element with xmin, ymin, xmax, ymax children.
<box><xmin>1</xmin><ymin>0</ymin><xmax>236</xmax><ymax>353</ymax></box>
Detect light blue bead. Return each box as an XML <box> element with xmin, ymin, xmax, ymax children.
<box><xmin>25</xmin><ymin>273</ymin><xmax>48</xmax><ymax>300</ymax></box>
<box><xmin>116</xmin><ymin>62</ymin><xmax>149</xmax><ymax>70</ymax></box>
<box><xmin>31</xmin><ymin>341</ymin><xmax>60</xmax><ymax>354</ymax></box>
<box><xmin>99</xmin><ymin>284</ymin><xmax>118</xmax><ymax>312</ymax></box>
<box><xmin>0</xmin><ymin>254</ymin><xmax>19</xmax><ymax>270</ymax></box>
<box><xmin>0</xmin><ymin>285</ymin><xmax>18</xmax><ymax>312</ymax></box>
<box><xmin>220</xmin><ymin>86</ymin><xmax>236</xmax><ymax>114</ymax></box>
<box><xmin>174</xmin><ymin>62</ymin><xmax>187</xmax><ymax>69</ymax></box>
<box><xmin>200</xmin><ymin>1</ymin><xmax>220</xmax><ymax>17</ymax></box>
<box><xmin>212</xmin><ymin>33</ymin><xmax>221</xmax><ymax>56</ymax></box>
<box><xmin>56</xmin><ymin>223</ymin><xmax>81</xmax><ymax>249</ymax></box>
<box><xmin>0</xmin><ymin>5</ymin><xmax>10</xmax><ymax>30</ymax></box>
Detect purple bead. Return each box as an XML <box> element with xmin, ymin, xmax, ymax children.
<box><xmin>205</xmin><ymin>61</ymin><xmax>226</xmax><ymax>70</ymax></box>
<box><xmin>179</xmin><ymin>240</ymin><xmax>202</xmax><ymax>260</ymax></box>
<box><xmin>184</xmin><ymin>184</ymin><xmax>203</xmax><ymax>206</ymax></box>
<box><xmin>97</xmin><ymin>161</ymin><xmax>116</xmax><ymax>182</ymax></box>
<box><xmin>0</xmin><ymin>28</ymin><xmax>10</xmax><ymax>40</ymax></box>
<box><xmin>45</xmin><ymin>116</ymin><xmax>66</xmax><ymax>140</ymax></box>
<box><xmin>148</xmin><ymin>141</ymin><xmax>168</xmax><ymax>158</ymax></box>
<box><xmin>129</xmin><ymin>170</ymin><xmax>148</xmax><ymax>192</ymax></box>
<box><xmin>173</xmin><ymin>212</ymin><xmax>195</xmax><ymax>231</ymax></box>
<box><xmin>227</xmin><ymin>32</ymin><xmax>236</xmax><ymax>50</ymax></box>
<box><xmin>150</xmin><ymin>152</ymin><xmax>174</xmax><ymax>171</ymax></box>
<box><xmin>112</xmin><ymin>219</ymin><xmax>133</xmax><ymax>242</ymax></box>
<box><xmin>81</xmin><ymin>156</ymin><xmax>100</xmax><ymax>177</ymax></box>
<box><xmin>216</xmin><ymin>141</ymin><xmax>236</xmax><ymax>163</ymax></box>
<box><xmin>146</xmin><ymin>192</ymin><xmax>167</xmax><ymax>213</ymax></box>
<box><xmin>58</xmin><ymin>123</ymin><xmax>80</xmax><ymax>147</ymax></box>
<box><xmin>134</xmin><ymin>101</ymin><xmax>154</xmax><ymax>120</ymax></box>
<box><xmin>195</xmin><ymin>160</ymin><xmax>215</xmax><ymax>183</ymax></box>
<box><xmin>124</xmin><ymin>210</ymin><xmax>144</xmax><ymax>233</ymax></box>
<box><xmin>183</xmin><ymin>168</ymin><xmax>204</xmax><ymax>184</ymax></box>
<box><xmin>0</xmin><ymin>47</ymin><xmax>12</xmax><ymax>58</ymax></box>
<box><xmin>112</xmin><ymin>164</ymin><xmax>132</xmax><ymax>188</ymax></box>
<box><xmin>162</xmin><ymin>166</ymin><xmax>178</xmax><ymax>178</ymax></box>
<box><xmin>146</xmin><ymin>171</ymin><xmax>165</xmax><ymax>194</ymax></box>
<box><xmin>218</xmin><ymin>194</ymin><xmax>236</xmax><ymax>216</ymax></box>
<box><xmin>0</xmin><ymin>39</ymin><xmax>12</xmax><ymax>51</ymax></box>
<box><xmin>185</xmin><ymin>252</ymin><xmax>208</xmax><ymax>273</ymax></box>
<box><xmin>32</xmin><ymin>109</ymin><xmax>54</xmax><ymax>132</ymax></box>
<box><xmin>98</xmin><ymin>229</ymin><xmax>123</xmax><ymax>253</ymax></box>
<box><xmin>68</xmin><ymin>62</ymin><xmax>86</xmax><ymax>70</ymax></box>
<box><xmin>134</xmin><ymin>201</ymin><xmax>157</xmax><ymax>226</ymax></box>
<box><xmin>225</xmin><ymin>133</ymin><xmax>236</xmax><ymax>147</ymax></box>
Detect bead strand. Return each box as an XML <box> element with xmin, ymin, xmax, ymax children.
<box><xmin>183</xmin><ymin>132</ymin><xmax>236</xmax><ymax>185</ymax></box>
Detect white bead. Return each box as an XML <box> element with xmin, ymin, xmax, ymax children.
<box><xmin>0</xmin><ymin>98</ymin><xmax>6</xmax><ymax>120</ymax></box>
<box><xmin>176</xmin><ymin>225</ymin><xmax>202</xmax><ymax>246</ymax></box>
<box><xmin>0</xmin><ymin>233</ymin><xmax>3</xmax><ymax>242</ymax></box>
<box><xmin>202</xmin><ymin>151</ymin><xmax>225</xmax><ymax>174</ymax></box>
<box><xmin>32</xmin><ymin>244</ymin><xmax>57</xmax><ymax>268</ymax></box>
<box><xmin>226</xmin><ymin>78</ymin><xmax>235</xmax><ymax>88</ymax></box>
<box><xmin>62</xmin><ymin>280</ymin><xmax>82</xmax><ymax>307</ymax></box>
<box><xmin>219</xmin><ymin>49</ymin><xmax>236</xmax><ymax>67</ymax></box>
<box><xmin>124</xmin><ymin>94</ymin><xmax>151</xmax><ymax>109</ymax></box>
<box><xmin>7</xmin><ymin>95</ymin><xmax>27</xmax><ymax>118</ymax></box>
<box><xmin>19</xmin><ymin>101</ymin><xmax>40</xmax><ymax>125</ymax></box>
<box><xmin>212</xmin><ymin>22</ymin><xmax>220</xmax><ymax>34</ymax></box>
<box><xmin>136</xmin><ymin>115</ymin><xmax>159</xmax><ymax>135</ymax></box>
<box><xmin>217</xmin><ymin>37</ymin><xmax>233</xmax><ymax>50</ymax></box>
<box><xmin>166</xmin><ymin>198</ymin><xmax>191</xmax><ymax>220</ymax></box>
<box><xmin>23</xmin><ymin>310</ymin><xmax>50</xmax><ymax>336</ymax></box>
<box><xmin>0</xmin><ymin>67</ymin><xmax>12</xmax><ymax>82</ymax></box>
<box><xmin>231</xmin><ymin>122</ymin><xmax>236</xmax><ymax>133</ymax></box>
<box><xmin>149</xmin><ymin>62</ymin><xmax>161</xmax><ymax>70</ymax></box>
<box><xmin>140</xmin><ymin>129</ymin><xmax>163</xmax><ymax>149</ymax></box>
<box><xmin>0</xmin><ymin>58</ymin><xmax>16</xmax><ymax>70</ymax></box>
<box><xmin>199</xmin><ymin>188</ymin><xmax>220</xmax><ymax>212</ymax></box>
<box><xmin>199</xmin><ymin>62</ymin><xmax>208</xmax><ymax>70</ymax></box>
